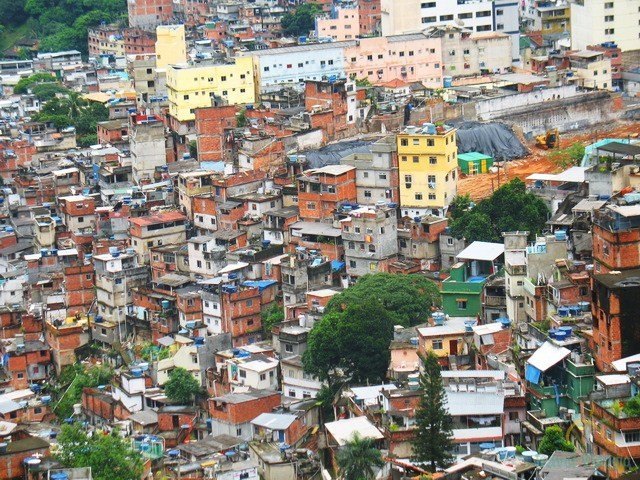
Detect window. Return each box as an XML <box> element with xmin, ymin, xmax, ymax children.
<box><xmin>78</xmin><ymin>216</ymin><xmax>84</xmax><ymax>223</ymax></box>
<box><xmin>605</xmin><ymin>28</ymin><xmax>614</xmax><ymax>35</ymax></box>
<box><xmin>354</xmin><ymin>226</ymin><xmax>361</xmax><ymax>233</ymax></box>
<box><xmin>457</xmin><ymin>300</ymin><xmax>468</xmax><ymax>310</ymax></box>
<box><xmin>307</xmin><ymin>202</ymin><xmax>316</xmax><ymax>210</ymax></box>
<box><xmin>349</xmin><ymin>260</ymin><xmax>356</xmax><ymax>268</ymax></box>
<box><xmin>517</xmin><ymin>281</ymin><xmax>524</xmax><ymax>286</ymax></box>
<box><xmin>364</xmin><ymin>190</ymin><xmax>372</xmax><ymax>198</ymax></box>
<box><xmin>259</xmin><ymin>373</ymin><xmax>266</xmax><ymax>381</ymax></box>
<box><xmin>428</xmin><ymin>193</ymin><xmax>436</xmax><ymax>200</ymax></box>
<box><xmin>400</xmin><ymin>138</ymin><xmax>408</xmax><ymax>146</ymax></box>
<box><xmin>625</xmin><ymin>431</ymin><xmax>640</xmax><ymax>443</ymax></box>
<box><xmin>17</xmin><ymin>372</ymin><xmax>24</xmax><ymax>379</ymax></box>
<box><xmin>413</xmin><ymin>138</ymin><xmax>420</xmax><ymax>145</ymax></box>
<box><xmin>379</xmin><ymin>173</ymin><xmax>387</xmax><ymax>180</ymax></box>
<box><xmin>239</xmin><ymin>369</ymin><xmax>246</xmax><ymax>378</ymax></box>
<box><xmin>285</xmin><ymin>343</ymin><xmax>293</xmax><ymax>353</ymax></box>
<box><xmin>368</xmin><ymin>244</ymin><xmax>376</xmax><ymax>252</ymax></box>
<box><xmin>432</xmin><ymin>339</ymin><xmax>443</xmax><ymax>350</ymax></box>
<box><xmin>458</xmin><ymin>12</ymin><xmax>472</xmax><ymax>19</ymax></box>
<box><xmin>420</xmin><ymin>1</ymin><xmax>435</xmax><ymax>6</ymax></box>
<box><xmin>604</xmin><ymin>1</ymin><xmax>613</xmax><ymax>8</ymax></box>
<box><xmin>476</xmin><ymin>25</ymin><xmax>491</xmax><ymax>31</ymax></box>
<box><xmin>415</xmin><ymin>193</ymin><xmax>423</xmax><ymax>200</ymax></box>
<box><xmin>404</xmin><ymin>175</ymin><xmax>412</xmax><ymax>183</ymax></box>
<box><xmin>429</xmin><ymin>156</ymin><xmax>437</xmax><ymax>164</ymax></box>
<box><xmin>428</xmin><ymin>174</ymin><xmax>436</xmax><ymax>184</ymax></box>
<box><xmin>363</xmin><ymin>172</ymin><xmax>369</xmax><ymax>178</ymax></box>
<box><xmin>496</xmin><ymin>8</ymin><xmax>503</xmax><ymax>15</ymax></box>
<box><xmin>440</xmin><ymin>14</ymin><xmax>453</xmax><ymax>21</ymax></box>
<box><xmin>288</xmin><ymin>390</ymin><xmax>296</xmax><ymax>398</ymax></box>
<box><xmin>604</xmin><ymin>15</ymin><xmax>614</xmax><ymax>22</ymax></box>
<box><xmin>236</xmin><ymin>428</ymin><xmax>243</xmax><ymax>436</ymax></box>
<box><xmin>422</xmin><ymin>16</ymin><xmax>436</xmax><ymax>23</ymax></box>
<box><xmin>447</xmin><ymin>237</ymin><xmax>454</xmax><ymax>246</ymax></box>
<box><xmin>427</xmin><ymin>139</ymin><xmax>434</xmax><ymax>146</ymax></box>
<box><xmin>413</xmin><ymin>156</ymin><xmax>419</xmax><ymax>163</ymax></box>
<box><xmin>476</xmin><ymin>10</ymin><xmax>491</xmax><ymax>17</ymax></box>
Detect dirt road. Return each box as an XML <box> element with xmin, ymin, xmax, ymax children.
<box><xmin>458</xmin><ymin>121</ymin><xmax>640</xmax><ymax>201</ymax></box>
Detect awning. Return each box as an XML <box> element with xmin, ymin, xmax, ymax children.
<box><xmin>527</xmin><ymin>166</ymin><xmax>586</xmax><ymax>183</ymax></box>
<box><xmin>457</xmin><ymin>241</ymin><xmax>504</xmax><ymax>262</ymax></box>
<box><xmin>526</xmin><ymin>341</ymin><xmax>571</xmax><ymax>373</ymax></box>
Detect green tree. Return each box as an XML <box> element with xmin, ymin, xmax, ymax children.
<box><xmin>325</xmin><ymin>273</ymin><xmax>440</xmax><ymax>327</ymax></box>
<box><xmin>55</xmin><ymin>423</ymin><xmax>144</xmax><ymax>480</ymax></box>
<box><xmin>189</xmin><ymin>139</ymin><xmax>198</xmax><ymax>159</ymax></box>
<box><xmin>537</xmin><ymin>426</ymin><xmax>575</xmax><ymax>456</ymax></box>
<box><xmin>31</xmin><ymin>82</ymin><xmax>70</xmax><ymax>101</ymax></box>
<box><xmin>14</xmin><ymin>72</ymin><xmax>57</xmax><ymax>94</ymax></box>
<box><xmin>303</xmin><ymin>300</ymin><xmax>393</xmax><ymax>384</ymax></box>
<box><xmin>281</xmin><ymin>3</ymin><xmax>321</xmax><ymax>37</ymax></box>
<box><xmin>53</xmin><ymin>364</ymin><xmax>113</xmax><ymax>419</ymax></box>
<box><xmin>450</xmin><ymin>178</ymin><xmax>549</xmax><ymax>243</ymax></box>
<box><xmin>164</xmin><ymin>367</ymin><xmax>200</xmax><ymax>404</ymax></box>
<box><xmin>412</xmin><ymin>351</ymin><xmax>454</xmax><ymax>472</ymax></box>
<box><xmin>77</xmin><ymin>133</ymin><xmax>97</xmax><ymax>147</ymax></box>
<box><xmin>448</xmin><ymin>194</ymin><xmax>472</xmax><ymax>221</ymax></box>
<box><xmin>623</xmin><ymin>396</ymin><xmax>640</xmax><ymax>417</ymax></box>
<box><xmin>336</xmin><ymin>432</ymin><xmax>385</xmax><ymax>480</ymax></box>
<box><xmin>261</xmin><ymin>303</ymin><xmax>284</xmax><ymax>334</ymax></box>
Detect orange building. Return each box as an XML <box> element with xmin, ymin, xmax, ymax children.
<box><xmin>297</xmin><ymin>165</ymin><xmax>356</xmax><ymax>221</ymax></box>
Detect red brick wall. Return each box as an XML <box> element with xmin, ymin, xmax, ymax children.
<box><xmin>592</xmin><ymin>224</ymin><xmax>640</xmax><ymax>272</ymax></box>
<box><xmin>157</xmin><ymin>411</ymin><xmax>197</xmax><ymax>431</ymax></box>
<box><xmin>194</xmin><ymin>106</ymin><xmax>237</xmax><ymax>162</ymax></box>
<box><xmin>207</xmin><ymin>392</ymin><xmax>281</xmax><ymax>424</ymax></box>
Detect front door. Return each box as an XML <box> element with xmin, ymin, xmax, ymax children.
<box><xmin>449</xmin><ymin>339</ymin><xmax>458</xmax><ymax>355</ymax></box>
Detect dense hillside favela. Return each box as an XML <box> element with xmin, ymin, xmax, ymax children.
<box><xmin>0</xmin><ymin>0</ymin><xmax>637</xmax><ymax>479</ymax></box>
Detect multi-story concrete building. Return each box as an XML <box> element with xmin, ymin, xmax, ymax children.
<box><xmin>381</xmin><ymin>0</ymin><xmax>520</xmax><ymax>62</ymax></box>
<box><xmin>129</xmin><ymin>211</ymin><xmax>188</xmax><ymax>264</ymax></box>
<box><xmin>129</xmin><ymin>55</ymin><xmax>168</xmax><ymax>110</ymax></box>
<box><xmin>503</xmin><ymin>231</ymin><xmax>528</xmax><ymax>324</ymax></box>
<box><xmin>248</xmin><ymin>42</ymin><xmax>352</xmax><ymax>95</ymax></box>
<box><xmin>570</xmin><ymin>0</ymin><xmax>640</xmax><ymax>52</ymax></box>
<box><xmin>128</xmin><ymin>0</ymin><xmax>175</xmax><ymax>31</ymax></box>
<box><xmin>88</xmin><ymin>26</ymin><xmax>125</xmax><ymax>58</ymax></box>
<box><xmin>567</xmin><ymin>50</ymin><xmax>613</xmax><ymax>90</ymax></box>
<box><xmin>397</xmin><ymin>124</ymin><xmax>458</xmax><ymax>218</ymax></box>
<box><xmin>93</xmin><ymin>248</ymin><xmax>149</xmax><ymax>327</ymax></box>
<box><xmin>343</xmin><ymin>33</ymin><xmax>443</xmax><ymax>87</ymax></box>
<box><xmin>427</xmin><ymin>25</ymin><xmax>512</xmax><ymax>78</ymax></box>
<box><xmin>316</xmin><ymin>6</ymin><xmax>360</xmax><ymax>41</ymax></box>
<box><xmin>342</xmin><ymin>205</ymin><xmax>398</xmax><ymax>278</ymax></box>
<box><xmin>523</xmin><ymin>0</ymin><xmax>570</xmax><ymax>35</ymax></box>
<box><xmin>58</xmin><ymin>195</ymin><xmax>96</xmax><ymax>234</ymax></box>
<box><xmin>166</xmin><ymin>57</ymin><xmax>255</xmax><ymax>123</ymax></box>
<box><xmin>341</xmin><ymin>136</ymin><xmax>398</xmax><ymax>205</ymax></box>
<box><xmin>129</xmin><ymin>113</ymin><xmax>166</xmax><ymax>183</ymax></box>
<box><xmin>155</xmin><ymin>25</ymin><xmax>187</xmax><ymax>69</ymax></box>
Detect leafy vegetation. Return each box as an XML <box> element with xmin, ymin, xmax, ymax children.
<box><xmin>537</xmin><ymin>426</ymin><xmax>575</xmax><ymax>456</ymax></box>
<box><xmin>548</xmin><ymin>143</ymin><xmax>586</xmax><ymax>169</ymax></box>
<box><xmin>55</xmin><ymin>423</ymin><xmax>144</xmax><ymax>480</ymax></box>
<box><xmin>0</xmin><ymin>0</ymin><xmax>126</xmax><ymax>54</ymax></box>
<box><xmin>336</xmin><ymin>432</ymin><xmax>385</xmax><ymax>480</ymax></box>
<box><xmin>14</xmin><ymin>73</ymin><xmax>57</xmax><ymax>94</ymax></box>
<box><xmin>34</xmin><ymin>91</ymin><xmax>109</xmax><ymax>145</ymax></box>
<box><xmin>261</xmin><ymin>303</ymin><xmax>284</xmax><ymax>334</ymax></box>
<box><xmin>281</xmin><ymin>3</ymin><xmax>321</xmax><ymax>37</ymax></box>
<box><xmin>53</xmin><ymin>364</ymin><xmax>114</xmax><ymax>419</ymax></box>
<box><xmin>412</xmin><ymin>351</ymin><xmax>454</xmax><ymax>471</ymax></box>
<box><xmin>623</xmin><ymin>396</ymin><xmax>640</xmax><ymax>417</ymax></box>
<box><xmin>325</xmin><ymin>273</ymin><xmax>441</xmax><ymax>327</ymax></box>
<box><xmin>164</xmin><ymin>367</ymin><xmax>201</xmax><ymax>405</ymax></box>
<box><xmin>449</xmin><ymin>178</ymin><xmax>549</xmax><ymax>243</ymax></box>
<box><xmin>303</xmin><ymin>300</ymin><xmax>393</xmax><ymax>384</ymax></box>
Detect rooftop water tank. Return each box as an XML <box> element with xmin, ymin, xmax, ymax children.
<box><xmin>554</xmin><ymin>330</ymin><xmax>568</xmax><ymax>341</ymax></box>
<box><xmin>521</xmin><ymin>450</ymin><xmax>537</xmax><ymax>462</ymax></box>
<box><xmin>50</xmin><ymin>472</ymin><xmax>69</xmax><ymax>480</ymax></box>
<box><xmin>433</xmin><ymin>312</ymin><xmax>446</xmax><ymax>326</ymax></box>
<box><xmin>533</xmin><ymin>454</ymin><xmax>549</xmax><ymax>467</ymax></box>
<box><xmin>194</xmin><ymin>337</ymin><xmax>204</xmax><ymax>346</ymax></box>
<box><xmin>554</xmin><ymin>230</ymin><xmax>567</xmax><ymax>241</ymax></box>
<box><xmin>579</xmin><ymin>301</ymin><xmax>590</xmax><ymax>312</ymax></box>
<box><xmin>559</xmin><ymin>326</ymin><xmax>573</xmax><ymax>337</ymax></box>
<box><xmin>408</xmin><ymin>381</ymin><xmax>419</xmax><ymax>391</ymax></box>
<box><xmin>568</xmin><ymin>305</ymin><xmax>581</xmax><ymax>316</ymax></box>
<box><xmin>41</xmin><ymin>395</ymin><xmax>51</xmax><ymax>405</ymax></box>
<box><xmin>161</xmin><ymin>300</ymin><xmax>171</xmax><ymax>309</ymax></box>
<box><xmin>498</xmin><ymin>317</ymin><xmax>511</xmax><ymax>328</ymax></box>
<box><xmin>131</xmin><ymin>368</ymin><xmax>143</xmax><ymax>378</ymax></box>
<box><xmin>109</xmin><ymin>246</ymin><xmax>119</xmax><ymax>256</ymax></box>
<box><xmin>557</xmin><ymin>307</ymin><xmax>570</xmax><ymax>317</ymax></box>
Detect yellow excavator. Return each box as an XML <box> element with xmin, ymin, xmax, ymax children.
<box><xmin>535</xmin><ymin>129</ymin><xmax>560</xmax><ymax>149</ymax></box>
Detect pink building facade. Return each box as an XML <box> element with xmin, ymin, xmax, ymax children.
<box><xmin>344</xmin><ymin>33</ymin><xmax>443</xmax><ymax>87</ymax></box>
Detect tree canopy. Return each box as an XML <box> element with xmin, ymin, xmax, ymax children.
<box><xmin>449</xmin><ymin>178</ymin><xmax>549</xmax><ymax>243</ymax></box>
<box><xmin>164</xmin><ymin>367</ymin><xmax>201</xmax><ymax>405</ymax></box>
<box><xmin>412</xmin><ymin>351</ymin><xmax>454</xmax><ymax>471</ymax></box>
<box><xmin>337</xmin><ymin>433</ymin><xmax>385</xmax><ymax>480</ymax></box>
<box><xmin>53</xmin><ymin>364</ymin><xmax>113</xmax><ymax>420</ymax></box>
<box><xmin>14</xmin><ymin>73</ymin><xmax>57</xmax><ymax>94</ymax></box>
<box><xmin>325</xmin><ymin>273</ymin><xmax>441</xmax><ymax>327</ymax></box>
<box><xmin>281</xmin><ymin>3</ymin><xmax>321</xmax><ymax>37</ymax></box>
<box><xmin>261</xmin><ymin>302</ymin><xmax>284</xmax><ymax>334</ymax></box>
<box><xmin>303</xmin><ymin>300</ymin><xmax>393</xmax><ymax>384</ymax></box>
<box><xmin>2</xmin><ymin>0</ymin><xmax>126</xmax><ymax>54</ymax></box>
<box><xmin>55</xmin><ymin>423</ymin><xmax>144</xmax><ymax>480</ymax></box>
<box><xmin>537</xmin><ymin>426</ymin><xmax>575</xmax><ymax>456</ymax></box>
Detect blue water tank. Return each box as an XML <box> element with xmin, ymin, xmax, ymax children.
<box><xmin>559</xmin><ymin>326</ymin><xmax>573</xmax><ymax>337</ymax></box>
<box><xmin>131</xmin><ymin>368</ymin><xmax>143</xmax><ymax>378</ymax></box>
<box><xmin>161</xmin><ymin>300</ymin><xmax>171</xmax><ymax>309</ymax></box>
<box><xmin>443</xmin><ymin>76</ymin><xmax>453</xmax><ymax>88</ymax></box>
<box><xmin>262</xmin><ymin>240</ymin><xmax>271</xmax><ymax>248</ymax></box>
<box><xmin>498</xmin><ymin>317</ymin><xmax>511</xmax><ymax>328</ymax></box>
<box><xmin>95</xmin><ymin>315</ymin><xmax>104</xmax><ymax>323</ymax></box>
<box><xmin>579</xmin><ymin>301</ymin><xmax>590</xmax><ymax>312</ymax></box>
<box><xmin>194</xmin><ymin>337</ymin><xmax>204</xmax><ymax>346</ymax></box>
<box><xmin>41</xmin><ymin>396</ymin><xmax>51</xmax><ymax>404</ymax></box>
<box><xmin>568</xmin><ymin>305</ymin><xmax>581</xmax><ymax>316</ymax></box>
<box><xmin>554</xmin><ymin>331</ymin><xmax>568</xmax><ymax>341</ymax></box>
<box><xmin>557</xmin><ymin>307</ymin><xmax>570</xmax><ymax>317</ymax></box>
<box><xmin>548</xmin><ymin>328</ymin><xmax>558</xmax><ymax>339</ymax></box>
<box><xmin>554</xmin><ymin>230</ymin><xmax>567</xmax><ymax>241</ymax></box>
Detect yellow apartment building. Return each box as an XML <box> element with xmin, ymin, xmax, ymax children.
<box><xmin>166</xmin><ymin>57</ymin><xmax>256</xmax><ymax>122</ymax></box>
<box><xmin>397</xmin><ymin>123</ymin><xmax>458</xmax><ymax>218</ymax></box>
<box><xmin>155</xmin><ymin>25</ymin><xmax>187</xmax><ymax>69</ymax></box>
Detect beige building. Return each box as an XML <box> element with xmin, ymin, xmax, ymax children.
<box><xmin>570</xmin><ymin>0</ymin><xmax>640</xmax><ymax>52</ymax></box>
<box><xmin>155</xmin><ymin>24</ymin><xmax>187</xmax><ymax>69</ymax></box>
<box><xmin>427</xmin><ymin>25</ymin><xmax>512</xmax><ymax>78</ymax></box>
<box><xmin>568</xmin><ymin>50</ymin><xmax>613</xmax><ymax>90</ymax></box>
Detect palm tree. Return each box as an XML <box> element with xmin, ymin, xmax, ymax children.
<box><xmin>62</xmin><ymin>92</ymin><xmax>86</xmax><ymax>120</ymax></box>
<box><xmin>336</xmin><ymin>432</ymin><xmax>384</xmax><ymax>480</ymax></box>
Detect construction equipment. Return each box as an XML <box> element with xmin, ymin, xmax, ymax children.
<box><xmin>535</xmin><ymin>129</ymin><xmax>560</xmax><ymax>149</ymax></box>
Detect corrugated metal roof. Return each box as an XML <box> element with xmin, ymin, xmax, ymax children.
<box><xmin>444</xmin><ymin>391</ymin><xmax>504</xmax><ymax>416</ymax></box>
<box><xmin>526</xmin><ymin>341</ymin><xmax>571</xmax><ymax>372</ymax></box>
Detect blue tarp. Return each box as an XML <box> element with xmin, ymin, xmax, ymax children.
<box><xmin>331</xmin><ymin>260</ymin><xmax>345</xmax><ymax>272</ymax></box>
<box><xmin>242</xmin><ymin>280</ymin><xmax>277</xmax><ymax>292</ymax></box>
<box><xmin>525</xmin><ymin>364</ymin><xmax>542</xmax><ymax>384</ymax></box>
